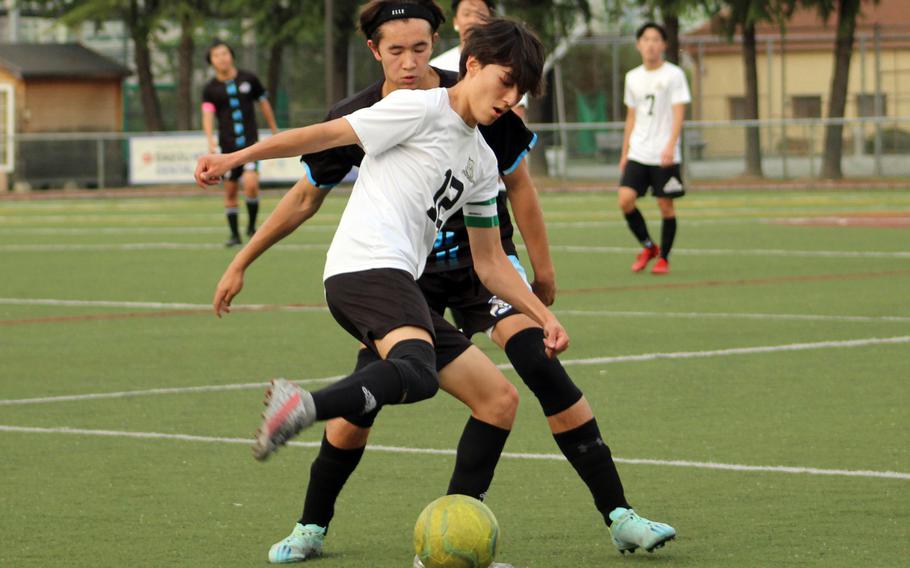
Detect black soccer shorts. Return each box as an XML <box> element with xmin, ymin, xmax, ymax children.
<box><xmin>324</xmin><ymin>268</ymin><xmax>472</xmax><ymax>370</ymax></box>
<box><xmin>620</xmin><ymin>160</ymin><xmax>686</xmax><ymax>199</ymax></box>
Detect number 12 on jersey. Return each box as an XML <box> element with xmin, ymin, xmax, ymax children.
<box><xmin>426</xmin><ymin>169</ymin><xmax>464</xmax><ymax>230</ymax></box>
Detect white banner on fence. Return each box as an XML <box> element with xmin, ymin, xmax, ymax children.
<box><xmin>128</xmin><ymin>132</ymin><xmax>304</xmax><ymax>185</ymax></box>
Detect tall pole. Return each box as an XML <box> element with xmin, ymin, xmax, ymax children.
<box><xmin>6</xmin><ymin>0</ymin><xmax>19</xmax><ymax>42</ymax></box>
<box><xmin>324</xmin><ymin>0</ymin><xmax>335</xmax><ymax>107</ymax></box>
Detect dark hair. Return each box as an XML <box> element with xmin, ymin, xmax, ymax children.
<box><xmin>459</xmin><ymin>17</ymin><xmax>545</xmax><ymax>97</ymax></box>
<box><xmin>452</xmin><ymin>0</ymin><xmax>496</xmax><ymax>13</ymax></box>
<box><xmin>359</xmin><ymin>0</ymin><xmax>445</xmax><ymax>43</ymax></box>
<box><xmin>636</xmin><ymin>22</ymin><xmax>667</xmax><ymax>41</ymax></box>
<box><xmin>205</xmin><ymin>40</ymin><xmax>235</xmax><ymax>65</ymax></box>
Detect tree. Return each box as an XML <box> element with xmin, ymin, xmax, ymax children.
<box><xmin>164</xmin><ymin>0</ymin><xmax>208</xmax><ymax>131</ymax></box>
<box><xmin>800</xmin><ymin>0</ymin><xmax>871</xmax><ymax>179</ymax></box>
<box><xmin>716</xmin><ymin>1</ymin><xmax>793</xmax><ymax>177</ymax></box>
<box><xmin>49</xmin><ymin>0</ymin><xmax>166</xmax><ymax>131</ymax></box>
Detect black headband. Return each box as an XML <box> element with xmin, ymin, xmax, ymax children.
<box><xmin>364</xmin><ymin>4</ymin><xmax>440</xmax><ymax>38</ymax></box>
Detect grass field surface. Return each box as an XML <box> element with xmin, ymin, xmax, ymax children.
<box><xmin>1</xmin><ymin>188</ymin><xmax>908</xmax><ymax>567</ymax></box>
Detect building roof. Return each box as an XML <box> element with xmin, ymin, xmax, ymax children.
<box><xmin>0</xmin><ymin>43</ymin><xmax>131</xmax><ymax>80</ymax></box>
<box><xmin>684</xmin><ymin>0</ymin><xmax>910</xmax><ymax>54</ymax></box>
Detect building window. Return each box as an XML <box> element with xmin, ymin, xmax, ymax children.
<box><xmin>728</xmin><ymin>96</ymin><xmax>747</xmax><ymax>120</ymax></box>
<box><xmin>856</xmin><ymin>93</ymin><xmax>887</xmax><ymax>117</ymax></box>
<box><xmin>791</xmin><ymin>95</ymin><xmax>822</xmax><ymax>119</ymax></box>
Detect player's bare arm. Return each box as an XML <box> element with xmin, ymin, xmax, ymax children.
<box><xmin>502</xmin><ymin>158</ymin><xmax>556</xmax><ymax>305</ymax></box>
<box><xmin>466</xmin><ymin>224</ymin><xmax>568</xmax><ymax>357</ymax></box>
<box><xmin>195</xmin><ymin>118</ymin><xmax>359</xmax><ymax>187</ymax></box>
<box><xmin>213</xmin><ymin>178</ymin><xmax>328</xmax><ymax>317</ymax></box>
<box><xmin>259</xmin><ymin>98</ymin><xmax>279</xmax><ymax>135</ymax></box>
<box><xmin>661</xmin><ymin>103</ymin><xmax>685</xmax><ymax>167</ymax></box>
<box><xmin>619</xmin><ymin>105</ymin><xmax>635</xmax><ymax>172</ymax></box>
<box><xmin>202</xmin><ymin>108</ymin><xmax>217</xmax><ymax>153</ymax></box>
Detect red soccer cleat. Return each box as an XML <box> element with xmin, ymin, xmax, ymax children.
<box><xmin>651</xmin><ymin>257</ymin><xmax>669</xmax><ymax>274</ymax></box>
<box><xmin>631</xmin><ymin>245</ymin><xmax>660</xmax><ymax>272</ymax></box>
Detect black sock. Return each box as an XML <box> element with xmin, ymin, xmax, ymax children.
<box><xmin>624</xmin><ymin>208</ymin><xmax>653</xmax><ymax>248</ymax></box>
<box><xmin>446</xmin><ymin>416</ymin><xmax>510</xmax><ymax>500</ymax></box>
<box><xmin>299</xmin><ymin>433</ymin><xmax>365</xmax><ymax>529</ymax></box>
<box><xmin>554</xmin><ymin>418</ymin><xmax>630</xmax><ymax>526</ymax></box>
<box><xmin>226</xmin><ymin>207</ymin><xmax>240</xmax><ymax>238</ymax></box>
<box><xmin>246</xmin><ymin>197</ymin><xmax>259</xmax><ymax>233</ymax></box>
<box><xmin>311</xmin><ymin>339</ymin><xmax>437</xmax><ymax>420</ymax></box>
<box><xmin>660</xmin><ymin>217</ymin><xmax>677</xmax><ymax>260</ymax></box>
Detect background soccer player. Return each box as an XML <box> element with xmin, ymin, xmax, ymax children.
<box><xmin>618</xmin><ymin>22</ymin><xmax>691</xmax><ymax>274</ymax></box>
<box><xmin>202</xmin><ymin>40</ymin><xmax>279</xmax><ymax>246</ymax></box>
<box><xmin>431</xmin><ymin>0</ymin><xmax>528</xmax><ymax>118</ymax></box>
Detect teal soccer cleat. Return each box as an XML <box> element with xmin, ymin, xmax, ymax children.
<box><xmin>268</xmin><ymin>523</ymin><xmax>326</xmax><ymax>563</ymax></box>
<box><xmin>609</xmin><ymin>507</ymin><xmax>676</xmax><ymax>554</ymax></box>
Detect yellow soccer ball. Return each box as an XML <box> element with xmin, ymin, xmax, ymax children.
<box><xmin>413</xmin><ymin>494</ymin><xmax>500</xmax><ymax>568</ymax></box>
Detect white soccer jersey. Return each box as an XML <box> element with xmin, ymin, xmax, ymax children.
<box><xmin>624</xmin><ymin>62</ymin><xmax>691</xmax><ymax>165</ymax></box>
<box><xmin>323</xmin><ymin>88</ymin><xmax>500</xmax><ymax>281</ymax></box>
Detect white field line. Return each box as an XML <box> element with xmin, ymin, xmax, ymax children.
<box><xmin>0</xmin><ymin>297</ymin><xmax>329</xmax><ymax>313</ymax></box>
<box><xmin>0</xmin><ymin>242</ymin><xmax>328</xmax><ymax>252</ymax></box>
<box><xmin>2</xmin><ymin>297</ymin><xmax>907</xmax><ymax>324</ymax></box>
<box><xmin>543</xmin><ymin>245</ymin><xmax>910</xmax><ymax>259</ymax></box>
<box><xmin>0</xmin><ymin>225</ymin><xmax>336</xmax><ymax>235</ymax></box>
<box><xmin>0</xmin><ymin>424</ymin><xmax>906</xmax><ymax>481</ymax></box>
<box><xmin>4</xmin><ymin>241</ymin><xmax>908</xmax><ymax>259</ymax></box>
<box><xmin>555</xmin><ymin>309</ymin><xmax>910</xmax><ymax>324</ymax></box>
<box><xmin>2</xmin><ymin>335</ymin><xmax>907</xmax><ymax>407</ymax></box>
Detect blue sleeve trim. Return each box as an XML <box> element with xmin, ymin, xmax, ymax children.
<box><xmin>502</xmin><ymin>132</ymin><xmax>537</xmax><ymax>175</ymax></box>
<box><xmin>302</xmin><ymin>161</ymin><xmax>337</xmax><ymax>190</ymax></box>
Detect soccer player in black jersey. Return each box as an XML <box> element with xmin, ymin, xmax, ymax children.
<box><xmin>207</xmin><ymin>2</ymin><xmax>675</xmax><ymax>563</ymax></box>
<box><xmin>202</xmin><ymin>40</ymin><xmax>278</xmax><ymax>246</ymax></box>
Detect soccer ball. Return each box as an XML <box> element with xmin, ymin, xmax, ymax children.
<box><xmin>413</xmin><ymin>494</ymin><xmax>500</xmax><ymax>568</ymax></box>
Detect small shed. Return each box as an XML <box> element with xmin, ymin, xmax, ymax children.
<box><xmin>0</xmin><ymin>42</ymin><xmax>131</xmax><ymax>133</ymax></box>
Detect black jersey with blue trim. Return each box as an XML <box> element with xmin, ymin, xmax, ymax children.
<box><xmin>301</xmin><ymin>67</ymin><xmax>536</xmax><ymax>273</ymax></box>
<box><xmin>202</xmin><ymin>70</ymin><xmax>267</xmax><ymax>151</ymax></box>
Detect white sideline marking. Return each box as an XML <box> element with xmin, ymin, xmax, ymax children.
<box><xmin>0</xmin><ymin>225</ymin><xmax>335</xmax><ymax>235</ymax></box>
<box><xmin>555</xmin><ymin>309</ymin><xmax>910</xmax><ymax>324</ymax></box>
<box><xmin>0</xmin><ymin>376</ymin><xmax>344</xmax><ymax>406</ymax></box>
<box><xmin>0</xmin><ymin>425</ymin><xmax>906</xmax><ymax>481</ymax></box>
<box><xmin>3</xmin><ymin>241</ymin><xmax>908</xmax><ymax>259</ymax></box>
<box><xmin>545</xmin><ymin>245</ymin><xmax>910</xmax><ymax>259</ymax></box>
<box><xmin>0</xmin><ymin>297</ymin><xmax>329</xmax><ymax>313</ymax></box>
<box><xmin>2</xmin><ymin>297</ymin><xmax>907</xmax><ymax>323</ymax></box>
<box><xmin>1</xmin><ymin>336</ymin><xmax>907</xmax><ymax>407</ymax></box>
<box><xmin>556</xmin><ymin>336</ymin><xmax>910</xmax><ymax>367</ymax></box>
<box><xmin>0</xmin><ymin>242</ymin><xmax>328</xmax><ymax>252</ymax></box>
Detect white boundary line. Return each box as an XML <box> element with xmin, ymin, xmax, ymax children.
<box><xmin>2</xmin><ymin>297</ymin><xmax>907</xmax><ymax>323</ymax></box>
<box><xmin>555</xmin><ymin>309</ymin><xmax>910</xmax><ymax>323</ymax></box>
<box><xmin>3</xmin><ymin>241</ymin><xmax>908</xmax><ymax>258</ymax></box>
<box><xmin>0</xmin><ymin>297</ymin><xmax>329</xmax><ymax>313</ymax></box>
<box><xmin>545</xmin><ymin>245</ymin><xmax>910</xmax><ymax>259</ymax></box>
<box><xmin>0</xmin><ymin>242</ymin><xmax>329</xmax><ymax>252</ymax></box>
<box><xmin>0</xmin><ymin>424</ymin><xmax>906</xmax><ymax>481</ymax></box>
<box><xmin>2</xmin><ymin>335</ymin><xmax>907</xmax><ymax>407</ymax></box>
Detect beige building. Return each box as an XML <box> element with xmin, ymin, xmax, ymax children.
<box><xmin>683</xmin><ymin>0</ymin><xmax>910</xmax><ymax>159</ymax></box>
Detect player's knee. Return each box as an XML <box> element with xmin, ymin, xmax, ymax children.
<box><xmin>387</xmin><ymin>339</ymin><xmax>439</xmax><ymax>403</ymax></box>
<box><xmin>326</xmin><ymin>418</ymin><xmax>372</xmax><ymax>447</ymax></box>
<box><xmin>504</xmin><ymin>327</ymin><xmax>583</xmax><ymax>416</ymax></box>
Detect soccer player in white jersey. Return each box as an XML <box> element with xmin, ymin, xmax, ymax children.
<box><xmin>194</xmin><ymin>12</ymin><xmax>571</xmax><ymax>547</ymax></box>
<box><xmin>618</xmin><ymin>22</ymin><xmax>691</xmax><ymax>274</ymax></box>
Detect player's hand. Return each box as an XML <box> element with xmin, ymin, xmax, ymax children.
<box><xmin>195</xmin><ymin>153</ymin><xmax>234</xmax><ymax>188</ymax></box>
<box><xmin>213</xmin><ymin>267</ymin><xmax>244</xmax><ymax>318</ymax></box>
<box><xmin>531</xmin><ymin>274</ymin><xmax>557</xmax><ymax>306</ymax></box>
<box><xmin>660</xmin><ymin>147</ymin><xmax>675</xmax><ymax>167</ymax></box>
<box><xmin>541</xmin><ymin>316</ymin><xmax>569</xmax><ymax>358</ymax></box>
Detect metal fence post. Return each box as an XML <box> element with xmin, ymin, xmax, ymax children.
<box><xmin>873</xmin><ymin>24</ymin><xmax>883</xmax><ymax>176</ymax></box>
<box><xmin>96</xmin><ymin>137</ymin><xmax>105</xmax><ymax>189</ymax></box>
